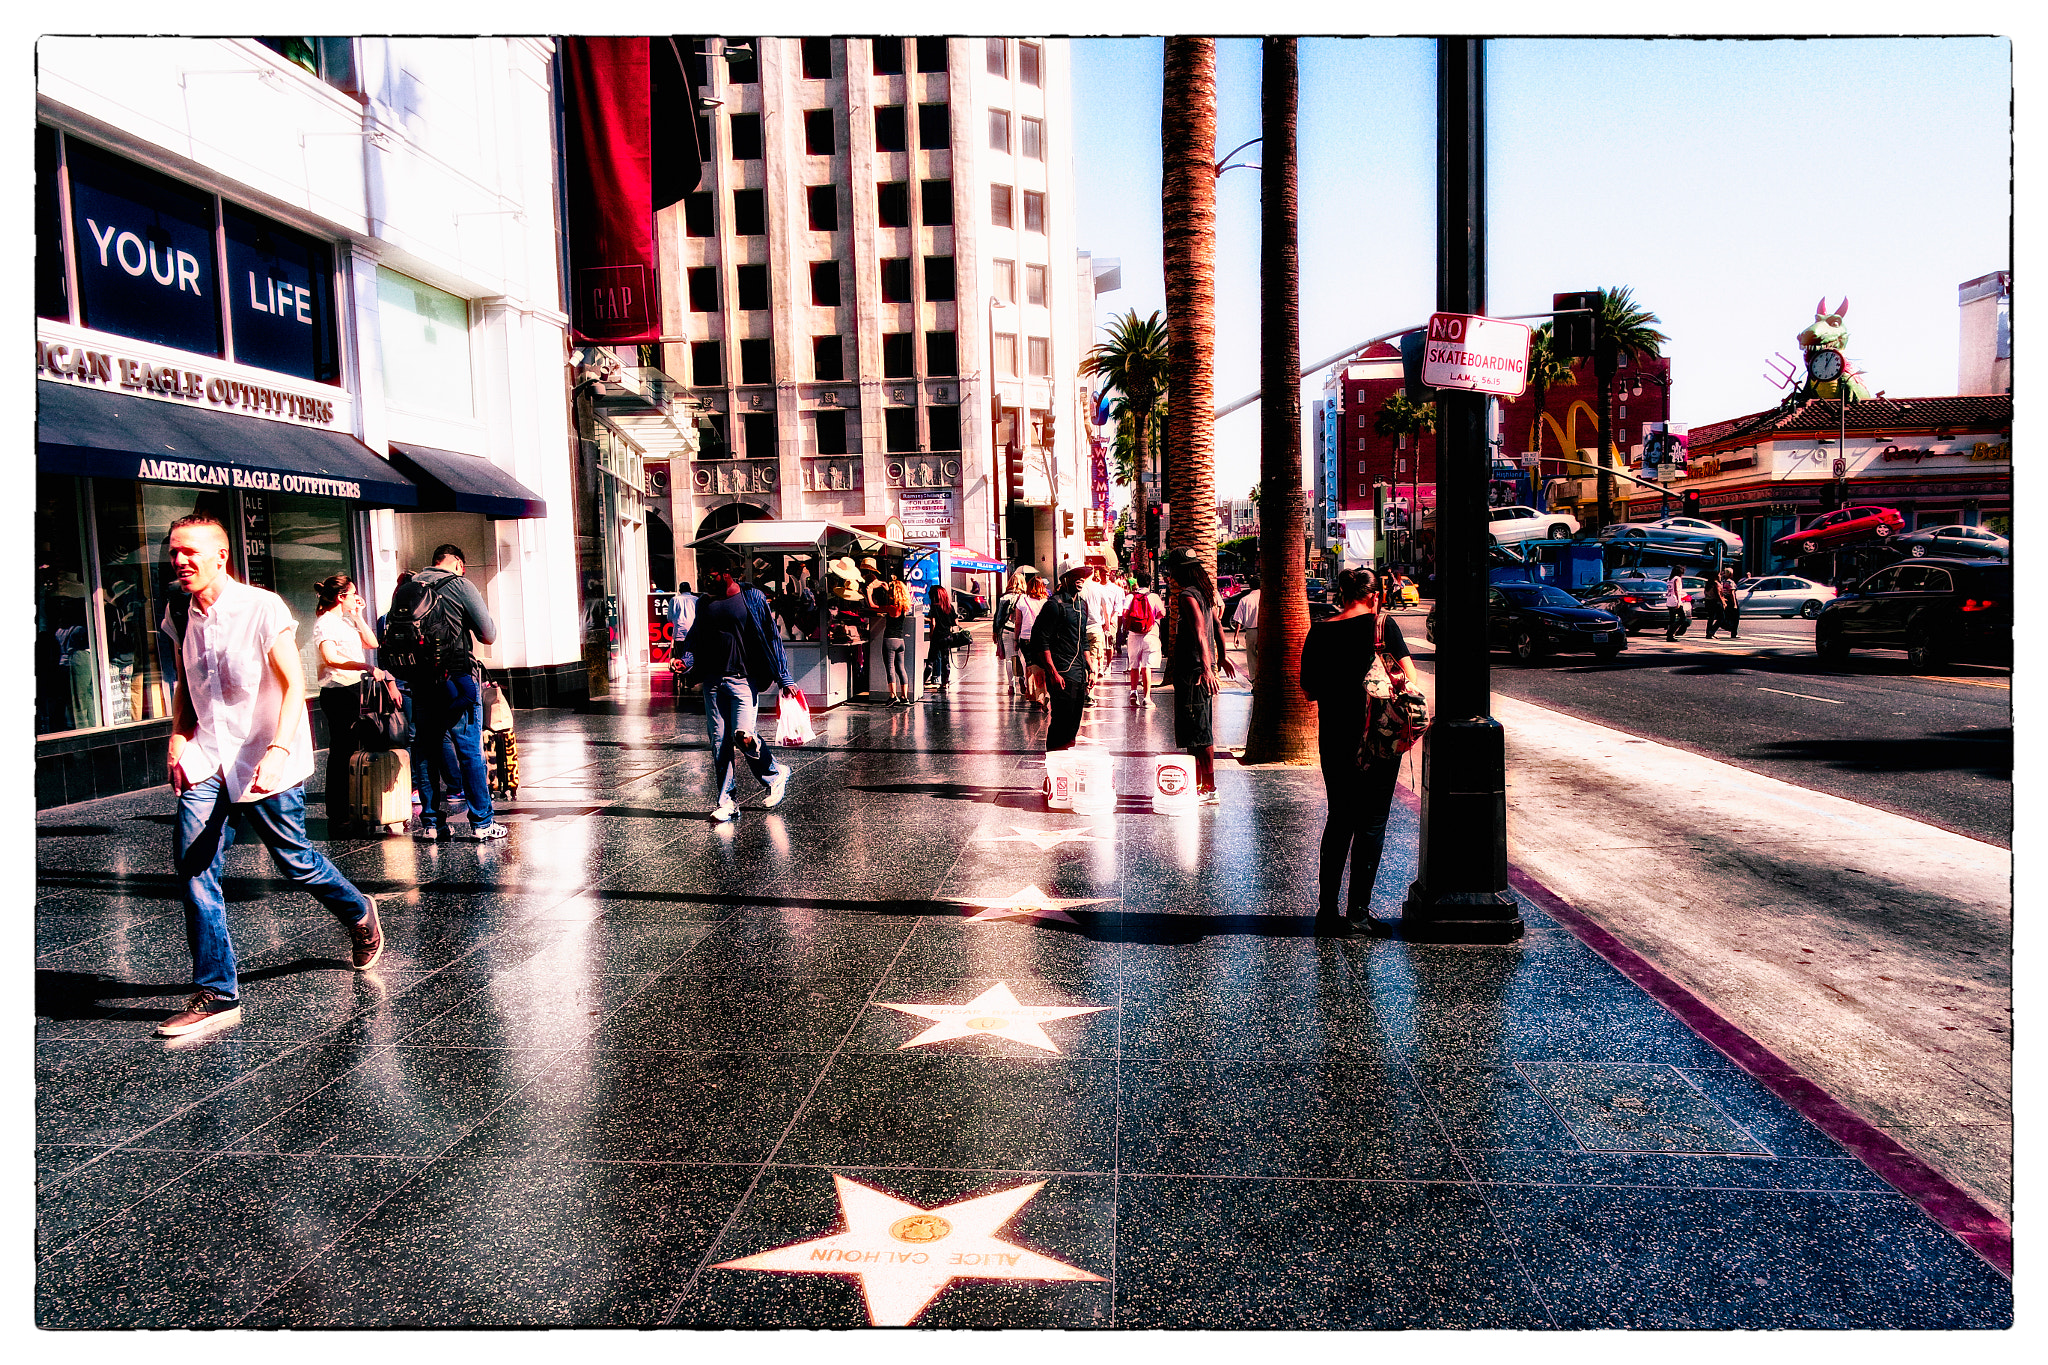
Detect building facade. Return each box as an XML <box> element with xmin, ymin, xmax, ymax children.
<box><xmin>36</xmin><ymin>37</ymin><xmax>581</xmax><ymax>807</ymax></box>
<box><xmin>1959</xmin><ymin>270</ymin><xmax>2011</xmax><ymax>396</ymax></box>
<box><xmin>656</xmin><ymin>36</ymin><xmax>1087</xmax><ymax>581</ymax></box>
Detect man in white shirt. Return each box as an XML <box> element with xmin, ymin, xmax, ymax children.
<box><xmin>1662</xmin><ymin>570</ymin><xmax>1687</xmax><ymax>641</ymax></box>
<box><xmin>159</xmin><ymin>514</ymin><xmax>382</xmax><ymax>1039</ymax></box>
<box><xmin>1236</xmin><ymin>585</ymin><xmax>1263</xmax><ymax>686</ymax></box>
<box><xmin>1076</xmin><ymin>568</ymin><xmax>1122</xmax><ymax>699</ymax></box>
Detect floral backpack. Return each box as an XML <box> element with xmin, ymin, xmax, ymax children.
<box><xmin>1359</xmin><ymin>614</ymin><xmax>1430</xmax><ymax>763</ymax></box>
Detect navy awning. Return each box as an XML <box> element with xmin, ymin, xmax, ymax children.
<box><xmin>37</xmin><ymin>380</ymin><xmax>417</xmax><ymax>507</ymax></box>
<box><xmin>388</xmin><ymin>442</ymin><xmax>549</xmax><ymax>519</ymax></box>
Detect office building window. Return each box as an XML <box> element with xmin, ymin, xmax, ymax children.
<box><xmin>994</xmin><ymin>332</ymin><xmax>1018</xmax><ymax>376</ymax></box>
<box><xmin>744</xmin><ymin>410</ymin><xmax>778</xmax><ymax>459</ymax></box>
<box><xmin>698</xmin><ymin>413</ymin><xmax>730</xmax><ymax>458</ymax></box>
<box><xmin>885</xmin><ymin>406</ymin><xmax>918</xmax><ymax>453</ymax></box>
<box><xmin>988</xmin><ymin>109</ymin><xmax>1010</xmax><ymax>152</ymax></box>
<box><xmin>1027</xmin><ymin>337</ymin><xmax>1050</xmax><ymax>376</ymax></box>
<box><xmin>735</xmin><ymin>264</ymin><xmax>769</xmax><ymax>310</ymax></box>
<box><xmin>986</xmin><ymin>38</ymin><xmax>1007</xmax><ymax>76</ymax></box>
<box><xmin>35</xmin><ymin>128</ymin><xmax>64</xmax><ymax>320</ymax></box>
<box><xmin>928</xmin><ymin>404</ymin><xmax>961</xmax><ymax>451</ymax></box>
<box><xmin>875</xmin><ymin>105</ymin><xmax>906</xmax><ymax>152</ymax></box>
<box><xmin>813</xmin><ymin>335</ymin><xmax>845</xmax><ymax>381</ymax></box>
<box><xmin>688</xmin><ymin>267</ymin><xmax>719</xmax><ymax>312</ymax></box>
<box><xmin>880</xmin><ymin>258</ymin><xmax>913</xmax><ymax>303</ymax></box>
<box><xmin>257</xmin><ymin>37</ymin><xmax>360</xmax><ymax>95</ymax></box>
<box><xmin>990</xmin><ymin>184</ymin><xmax>1013</xmax><ymax>228</ymax></box>
<box><xmin>1019</xmin><ymin>41</ymin><xmax>1041</xmax><ymax>87</ymax></box>
<box><xmin>732</xmin><ymin>189</ymin><xmax>765</xmax><ymax>236</ymax></box>
<box><xmin>728</xmin><ymin>113</ymin><xmax>762</xmax><ymax>160</ymax></box>
<box><xmin>740</xmin><ymin>337</ymin><xmax>772</xmax><ymax>385</ymax></box>
<box><xmin>871</xmin><ymin>36</ymin><xmax>904</xmax><ymax>75</ymax></box>
<box><xmin>1021</xmin><ymin>116</ymin><xmax>1043</xmax><ymax>160</ymax></box>
<box><xmin>992</xmin><ymin>259</ymin><xmax>1016</xmax><ymax>302</ymax></box>
<box><xmin>801</xmin><ymin>37</ymin><xmax>833</xmax><ymax>80</ymax></box>
<box><xmin>684</xmin><ymin>191</ymin><xmax>715</xmax><ymax>237</ymax></box>
<box><xmin>918</xmin><ymin>102</ymin><xmax>949</xmax><ymax>149</ymax></box>
<box><xmin>926</xmin><ymin>331</ymin><xmax>957</xmax><ymax>377</ymax></box>
<box><xmin>1025</xmin><ymin>263</ymin><xmax>1047</xmax><ymax>305</ymax></box>
<box><xmin>920</xmin><ymin>180</ymin><xmax>953</xmax><ymax>227</ymax></box>
<box><xmin>1023</xmin><ymin>191</ymin><xmax>1045</xmax><ymax>233</ymax></box>
<box><xmin>877</xmin><ymin>182</ymin><xmax>910</xmax><ymax>228</ymax></box>
<box><xmin>377</xmin><ymin>268</ymin><xmax>469</xmax><ymax>416</ymax></box>
<box><xmin>807</xmin><ymin>186</ymin><xmax>838</xmax><ymax>232</ymax></box>
<box><xmin>804</xmin><ymin>109</ymin><xmax>835</xmax><ymax>156</ymax></box>
<box><xmin>691</xmin><ymin>340</ymin><xmax>722</xmax><ymax>387</ymax></box>
<box><xmin>723</xmin><ymin>36</ymin><xmax>757</xmax><ymax>83</ymax></box>
<box><xmin>811</xmin><ymin>261</ymin><xmax>841</xmax><ymax>306</ymax></box>
<box><xmin>813</xmin><ymin>409</ymin><xmax>848</xmax><ymax>456</ymax></box>
<box><xmin>917</xmin><ymin>37</ymin><xmax>948</xmax><ymax>72</ymax></box>
<box><xmin>924</xmin><ymin>256</ymin><xmax>955</xmax><ymax>302</ymax></box>
<box><xmin>882</xmin><ymin>333</ymin><xmax>915</xmax><ymax>378</ymax></box>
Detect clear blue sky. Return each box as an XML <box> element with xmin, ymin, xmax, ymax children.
<box><xmin>1070</xmin><ymin>36</ymin><xmax>2012</xmax><ymax>504</ymax></box>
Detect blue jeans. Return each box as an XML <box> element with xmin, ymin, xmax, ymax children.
<box><xmin>175</xmin><ymin>775</ymin><xmax>374</xmax><ymax>997</ymax></box>
<box><xmin>706</xmin><ymin>677</ymin><xmax>782</xmax><ymax>803</ymax></box>
<box><xmin>416</xmin><ymin>675</ymin><xmax>492</xmax><ymax>829</ymax></box>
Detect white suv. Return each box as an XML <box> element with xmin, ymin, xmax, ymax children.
<box><xmin>1487</xmin><ymin>505</ymin><xmax>1581</xmax><ymax>546</ymax></box>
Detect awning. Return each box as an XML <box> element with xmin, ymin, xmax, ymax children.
<box><xmin>37</xmin><ymin>380</ymin><xmax>416</xmax><ymax>507</ymax></box>
<box><xmin>388</xmin><ymin>442</ymin><xmax>548</xmax><ymax>519</ymax></box>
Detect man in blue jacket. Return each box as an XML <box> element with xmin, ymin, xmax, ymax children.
<box><xmin>678</xmin><ymin>548</ymin><xmax>797</xmax><ymax>822</ymax></box>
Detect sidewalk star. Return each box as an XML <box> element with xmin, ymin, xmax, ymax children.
<box><xmin>877</xmin><ymin>981</ymin><xmax>1108</xmax><ymax>1053</ymax></box>
<box><xmin>712</xmin><ymin>1173</ymin><xmax>1103</xmax><ymax>1326</ymax></box>
<box><xmin>979</xmin><ymin>824</ymin><xmax>1104</xmax><ymax>850</ymax></box>
<box><xmin>953</xmin><ymin>883</ymin><xmax>1113</xmax><ymax>924</ymax></box>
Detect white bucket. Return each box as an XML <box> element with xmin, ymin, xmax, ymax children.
<box><xmin>1043</xmin><ymin>750</ymin><xmax>1075</xmax><ymax>810</ymax></box>
<box><xmin>1151</xmin><ymin>754</ymin><xmax>1199</xmax><ymax>813</ymax></box>
<box><xmin>1068</xmin><ymin>747</ymin><xmax>1116</xmax><ymax>814</ymax></box>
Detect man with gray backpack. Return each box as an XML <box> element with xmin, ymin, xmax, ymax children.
<box><xmin>382</xmin><ymin>544</ymin><xmax>505</xmax><ymax>841</ymax></box>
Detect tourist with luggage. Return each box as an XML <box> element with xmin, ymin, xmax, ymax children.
<box><xmin>156</xmin><ymin>513</ymin><xmax>382</xmax><ymax>1039</ymax></box>
<box><xmin>384</xmin><ymin>544</ymin><xmax>506</xmax><ymax>842</ymax></box>
<box><xmin>311</xmin><ymin>573</ymin><xmax>382</xmax><ymax>836</ymax></box>
<box><xmin>676</xmin><ymin>547</ymin><xmax>796</xmax><ymax>822</ymax></box>
<box><xmin>1160</xmin><ymin>548</ymin><xmax>1235</xmax><ymax>805</ymax></box>
<box><xmin>1298</xmin><ymin>568</ymin><xmax>1414</xmax><ymax>936</ymax></box>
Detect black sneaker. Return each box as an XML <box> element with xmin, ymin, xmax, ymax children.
<box><xmin>155</xmin><ymin>989</ymin><xmax>242</xmax><ymax>1038</ymax></box>
<box><xmin>350</xmin><ymin>895</ymin><xmax>384</xmax><ymax>970</ymax></box>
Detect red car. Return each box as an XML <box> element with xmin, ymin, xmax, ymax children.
<box><xmin>1772</xmin><ymin>505</ymin><xmax>1905</xmax><ymax>554</ymax></box>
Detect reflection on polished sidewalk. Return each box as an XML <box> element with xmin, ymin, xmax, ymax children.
<box><xmin>34</xmin><ymin>653</ymin><xmax>2011</xmax><ymax>1329</ymax></box>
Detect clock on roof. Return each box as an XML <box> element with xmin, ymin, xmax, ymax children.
<box><xmin>1807</xmin><ymin>348</ymin><xmax>1844</xmax><ymax>382</ymax></box>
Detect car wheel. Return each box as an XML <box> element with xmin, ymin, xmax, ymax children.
<box><xmin>1909</xmin><ymin>544</ymin><xmax>1927</xmax><ymax>557</ymax></box>
<box><xmin>1874</xmin><ymin>523</ymin><xmax>1894</xmax><ymax>539</ymax></box>
<box><xmin>1513</xmin><ymin>629</ymin><xmax>1546</xmax><ymax>663</ymax></box>
<box><xmin>1622</xmin><ymin>528</ymin><xmax>1646</xmax><ymax>539</ymax></box>
<box><xmin>1799</xmin><ymin>599</ymin><xmax>1823</xmax><ymax>619</ymax></box>
<box><xmin>1905</xmin><ymin>630</ymin><xmax>1946</xmax><ymax>669</ymax></box>
<box><xmin>1816</xmin><ymin>623</ymin><xmax>1848</xmax><ymax>663</ymax></box>
<box><xmin>1548</xmin><ymin>524</ymin><xmax>1572</xmax><ymax>540</ymax></box>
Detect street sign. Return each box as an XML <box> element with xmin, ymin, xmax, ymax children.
<box><xmin>1421</xmin><ymin>312</ymin><xmax>1532</xmax><ymax>398</ymax></box>
<box><xmin>1832</xmin><ymin>456</ymin><xmax>1847</xmax><ymax>479</ymax></box>
<box><xmin>1520</xmin><ymin>453</ymin><xmax>1541</xmax><ymax>468</ymax></box>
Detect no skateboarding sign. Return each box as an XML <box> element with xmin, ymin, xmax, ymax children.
<box><xmin>1421</xmin><ymin>312</ymin><xmax>1532</xmax><ymax>398</ymax></box>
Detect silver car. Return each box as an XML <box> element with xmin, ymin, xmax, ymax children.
<box><xmin>1600</xmin><ymin>516</ymin><xmax>1746</xmax><ymax>557</ymax></box>
<box><xmin>1487</xmin><ymin>505</ymin><xmax>1581</xmax><ymax>546</ymax></box>
<box><xmin>1734</xmin><ymin>574</ymin><xmax>1837</xmax><ymax>619</ymax></box>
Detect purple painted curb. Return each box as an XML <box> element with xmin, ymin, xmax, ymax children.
<box><xmin>1385</xmin><ymin>778</ymin><xmax>2011</xmax><ymax>1277</ymax></box>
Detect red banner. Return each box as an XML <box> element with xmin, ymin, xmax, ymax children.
<box><xmin>561</xmin><ymin>37</ymin><xmax>657</xmax><ymax>343</ymax></box>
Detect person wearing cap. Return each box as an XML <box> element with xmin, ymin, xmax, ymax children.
<box><xmin>1037</xmin><ymin>567</ymin><xmax>1094</xmax><ymax>750</ymax></box>
<box><xmin>1160</xmin><ymin>547</ymin><xmax>1235</xmax><ymax>805</ymax></box>
<box><xmin>676</xmin><ymin>548</ymin><xmax>796</xmax><ymax>822</ymax></box>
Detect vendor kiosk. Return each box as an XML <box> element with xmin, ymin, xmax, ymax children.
<box><xmin>689</xmin><ymin>518</ymin><xmax>919</xmax><ymax>708</ymax></box>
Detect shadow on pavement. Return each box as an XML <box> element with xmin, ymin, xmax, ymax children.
<box><xmin>1747</xmin><ymin>728</ymin><xmax>2012</xmax><ymax>778</ymax></box>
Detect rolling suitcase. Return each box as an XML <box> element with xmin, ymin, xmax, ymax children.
<box><xmin>348</xmin><ymin>747</ymin><xmax>412</xmax><ymax>833</ymax></box>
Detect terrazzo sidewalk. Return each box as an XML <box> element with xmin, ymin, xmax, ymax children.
<box><xmin>33</xmin><ymin>649</ymin><xmax>2013</xmax><ymax>1330</ymax></box>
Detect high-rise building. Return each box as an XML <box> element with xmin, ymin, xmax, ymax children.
<box><xmin>662</xmin><ymin>36</ymin><xmax>1086</xmax><ymax>576</ymax></box>
<box><xmin>1958</xmin><ymin>270</ymin><xmax>2011</xmax><ymax>396</ymax></box>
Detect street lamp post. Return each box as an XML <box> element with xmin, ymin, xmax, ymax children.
<box><xmin>1629</xmin><ymin>368</ymin><xmax>1673</xmax><ymax>517</ymax></box>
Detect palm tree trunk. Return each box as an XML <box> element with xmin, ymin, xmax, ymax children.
<box><xmin>1161</xmin><ymin>36</ymin><xmax>1218</xmax><ymax>581</ymax></box>
<box><xmin>1243</xmin><ymin>37</ymin><xmax>1314</xmax><ymax>764</ymax></box>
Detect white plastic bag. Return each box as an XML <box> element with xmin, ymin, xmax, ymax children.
<box><xmin>775</xmin><ymin>689</ymin><xmax>815</xmax><ymax>746</ymax></box>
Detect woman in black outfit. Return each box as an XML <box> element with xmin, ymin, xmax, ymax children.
<box><xmin>1160</xmin><ymin>548</ymin><xmax>1234</xmax><ymax>805</ymax></box>
<box><xmin>1298</xmin><ymin>567</ymin><xmax>1415</xmax><ymax>935</ymax></box>
<box><xmin>928</xmin><ymin>584</ymin><xmax>959</xmax><ymax>691</ymax></box>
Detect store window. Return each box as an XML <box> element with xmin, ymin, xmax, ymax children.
<box><xmin>36</xmin><ymin>476</ymin><xmax>98</xmax><ymax>735</ymax></box>
<box><xmin>260</xmin><ymin>492</ymin><xmax>356</xmax><ymax>686</ymax></box>
<box><xmin>223</xmin><ymin>204</ymin><xmax>339</xmax><ymax>383</ymax></box>
<box><xmin>36</xmin><ymin>127</ymin><xmax>67</xmax><ymax>321</ymax></box>
<box><xmin>376</xmin><ymin>267</ymin><xmax>474</xmax><ymax>418</ymax></box>
<box><xmin>65</xmin><ymin>138</ymin><xmax>224</xmax><ymax>358</ymax></box>
<box><xmin>93</xmin><ymin>479</ymin><xmax>230</xmax><ymax>729</ymax></box>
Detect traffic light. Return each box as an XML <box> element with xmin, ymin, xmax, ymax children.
<box><xmin>1399</xmin><ymin>330</ymin><xmax>1428</xmax><ymax>402</ymax></box>
<box><xmin>1146</xmin><ymin>504</ymin><xmax>1162</xmax><ymax>551</ymax></box>
<box><xmin>1004</xmin><ymin>440</ymin><xmax>1025</xmax><ymax>502</ymax></box>
<box><xmin>1552</xmin><ymin>291</ymin><xmax>1597</xmax><ymax>358</ymax></box>
<box><xmin>1041</xmin><ymin>412</ymin><xmax>1057</xmax><ymax>448</ymax></box>
<box><xmin>1682</xmin><ymin>491</ymin><xmax>1700</xmax><ymax>517</ymax></box>
<box><xmin>1373</xmin><ymin>482</ymin><xmax>1389</xmax><ymax>525</ymax></box>
<box><xmin>1062</xmin><ymin>510</ymin><xmax>1075</xmax><ymax>538</ymax></box>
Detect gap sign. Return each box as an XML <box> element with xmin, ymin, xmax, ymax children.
<box><xmin>1421</xmin><ymin>312</ymin><xmax>1531</xmax><ymax>398</ymax></box>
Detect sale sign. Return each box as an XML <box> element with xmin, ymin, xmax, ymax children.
<box><xmin>1421</xmin><ymin>312</ymin><xmax>1532</xmax><ymax>398</ymax></box>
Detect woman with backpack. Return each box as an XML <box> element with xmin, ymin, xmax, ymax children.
<box><xmin>311</xmin><ymin>573</ymin><xmax>380</xmax><ymax>836</ymax></box>
<box><xmin>1116</xmin><ymin>571</ymin><xmax>1165</xmax><ymax>706</ymax></box>
<box><xmin>1298</xmin><ymin>568</ymin><xmax>1415</xmax><ymax>936</ymax></box>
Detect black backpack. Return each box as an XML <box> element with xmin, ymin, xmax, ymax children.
<box><xmin>381</xmin><ymin>573</ymin><xmax>473</xmax><ymax>684</ymax></box>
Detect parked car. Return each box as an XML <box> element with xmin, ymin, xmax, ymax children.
<box><xmin>1891</xmin><ymin>524</ymin><xmax>2010</xmax><ymax>561</ymax></box>
<box><xmin>1427</xmin><ymin>582</ymin><xmax>1626</xmax><ymax>661</ymax></box>
<box><xmin>1772</xmin><ymin>504</ymin><xmax>1905</xmax><ymax>555</ymax></box>
<box><xmin>1487</xmin><ymin>505</ymin><xmax>1581</xmax><ymax>546</ymax></box>
<box><xmin>953</xmin><ymin>590</ymin><xmax>991</xmax><ymax>620</ymax></box>
<box><xmin>1599</xmin><ymin>517</ymin><xmax>1745</xmax><ymax>557</ymax></box>
<box><xmin>1814</xmin><ymin>557</ymin><xmax>2010</xmax><ymax>668</ymax></box>
<box><xmin>1733</xmin><ymin>575</ymin><xmax>1836</xmax><ymax>618</ymax></box>
<box><xmin>1217</xmin><ymin>574</ymin><xmax>1249</xmax><ymax>599</ymax></box>
<box><xmin>1580</xmin><ymin>578</ymin><xmax>1692</xmax><ymax>636</ymax></box>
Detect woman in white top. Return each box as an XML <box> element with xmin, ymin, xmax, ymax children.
<box><xmin>990</xmin><ymin>566</ymin><xmax>1032</xmax><ymax>696</ymax></box>
<box><xmin>312</xmin><ymin>573</ymin><xmax>379</xmax><ymax>834</ymax></box>
<box><xmin>1013</xmin><ymin>572</ymin><xmax>1050</xmax><ymax>708</ymax></box>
